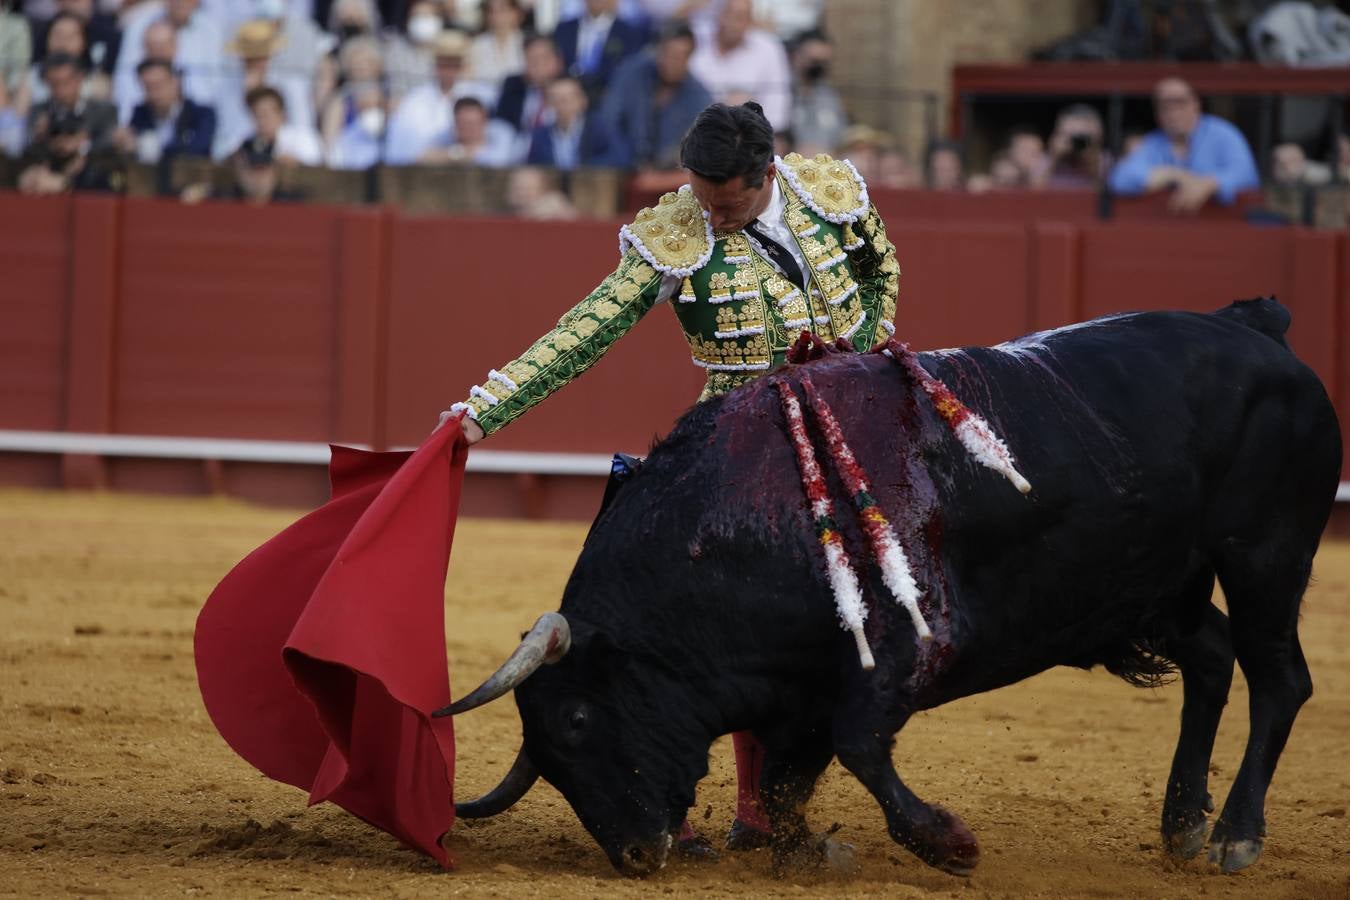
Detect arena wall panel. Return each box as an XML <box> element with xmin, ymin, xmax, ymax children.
<box><xmin>1077</xmin><ymin>224</ymin><xmax>1340</xmax><ymax>403</ymax></box>
<box><xmin>888</xmin><ymin>223</ymin><xmax>1034</xmax><ymax>349</ymax></box>
<box><xmin>114</xmin><ymin>200</ymin><xmax>343</xmax><ymax>441</ymax></box>
<box><xmin>0</xmin><ymin>194</ymin><xmax>72</xmax><ymax>431</ymax></box>
<box><xmin>1</xmin><ymin>193</ymin><xmax>1347</xmax><ymax>518</ymax></box>
<box><xmin>382</xmin><ymin>215</ymin><xmax>703</xmax><ymax>455</ymax></box>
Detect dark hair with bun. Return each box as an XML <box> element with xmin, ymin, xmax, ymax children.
<box><xmin>679</xmin><ymin>101</ymin><xmax>775</xmax><ymax>187</ymax></box>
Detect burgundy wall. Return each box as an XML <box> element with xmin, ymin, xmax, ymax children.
<box><xmin>1</xmin><ymin>190</ymin><xmax>1346</xmax><ymax>517</ymax></box>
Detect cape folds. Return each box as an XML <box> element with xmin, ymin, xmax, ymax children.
<box><xmin>194</xmin><ymin>421</ymin><xmax>470</xmax><ymax>867</ymax></box>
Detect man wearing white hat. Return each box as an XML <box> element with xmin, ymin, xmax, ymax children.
<box><xmin>385</xmin><ymin>29</ymin><xmax>490</xmax><ymax>165</ymax></box>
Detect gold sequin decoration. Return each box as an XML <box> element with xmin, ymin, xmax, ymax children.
<box><xmin>625</xmin><ymin>192</ymin><xmax>709</xmax><ymax>272</ymax></box>
<box><xmin>781</xmin><ymin>151</ymin><xmax>866</xmax><ymax>219</ymax></box>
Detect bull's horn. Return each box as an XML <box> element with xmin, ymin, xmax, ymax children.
<box><xmin>454</xmin><ymin>747</ymin><xmax>539</xmax><ymax>818</ymax></box>
<box><xmin>432</xmin><ymin>612</ymin><xmax>571</xmax><ymax>718</ymax></box>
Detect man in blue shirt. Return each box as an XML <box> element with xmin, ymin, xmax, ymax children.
<box><xmin>598</xmin><ymin>20</ymin><xmax>712</xmax><ymax>170</ymax></box>
<box><xmin>1108</xmin><ymin>77</ymin><xmax>1260</xmax><ymax>213</ymax></box>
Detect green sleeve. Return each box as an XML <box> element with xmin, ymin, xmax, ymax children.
<box><xmin>453</xmin><ymin>251</ymin><xmax>666</xmax><ymax>436</ymax></box>
<box><xmin>849</xmin><ymin>206</ymin><xmax>900</xmax><ymax>338</ymax></box>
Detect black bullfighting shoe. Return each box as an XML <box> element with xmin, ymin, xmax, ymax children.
<box><xmin>724</xmin><ymin>818</ymin><xmax>773</xmax><ymax>851</ymax></box>
<box><xmin>676</xmin><ymin>833</ymin><xmax>720</xmax><ymax>861</ymax></box>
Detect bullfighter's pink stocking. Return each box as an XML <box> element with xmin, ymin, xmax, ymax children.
<box><xmin>732</xmin><ymin>731</ymin><xmax>771</xmax><ymax>831</ymax></box>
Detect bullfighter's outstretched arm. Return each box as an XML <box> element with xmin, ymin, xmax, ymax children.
<box><xmin>450</xmin><ymin>251</ymin><xmax>665</xmax><ymax>436</ymax></box>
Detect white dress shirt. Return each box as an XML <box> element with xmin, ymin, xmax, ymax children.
<box><xmin>655</xmin><ymin>177</ymin><xmax>809</xmax><ymax>303</ymax></box>
<box><xmin>573</xmin><ymin>13</ymin><xmax>615</xmax><ymax>73</ymax></box>
<box><xmin>688</xmin><ymin>24</ymin><xmax>792</xmax><ymax>131</ymax></box>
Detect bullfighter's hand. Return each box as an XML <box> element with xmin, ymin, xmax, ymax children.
<box><xmin>435</xmin><ymin>410</ymin><xmax>484</xmax><ymax>444</ymax></box>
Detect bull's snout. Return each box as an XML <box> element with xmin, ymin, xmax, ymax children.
<box><xmin>615</xmin><ymin>834</ymin><xmax>671</xmax><ymax>877</ymax></box>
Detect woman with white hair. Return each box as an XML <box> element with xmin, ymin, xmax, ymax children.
<box><xmin>319</xmin><ymin>31</ymin><xmax>384</xmax><ymax>155</ymax></box>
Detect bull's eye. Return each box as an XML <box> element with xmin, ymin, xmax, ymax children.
<box><xmin>560</xmin><ymin>702</ymin><xmax>591</xmax><ymax>747</ymax></box>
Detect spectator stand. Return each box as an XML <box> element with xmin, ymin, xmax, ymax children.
<box><xmin>952</xmin><ymin>62</ymin><xmax>1348</xmax><ymax>186</ymax></box>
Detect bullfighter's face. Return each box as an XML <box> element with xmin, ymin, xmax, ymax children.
<box><xmin>514</xmin><ymin>629</ymin><xmax>710</xmax><ymax>876</ymax></box>
<box><xmin>689</xmin><ymin>163</ymin><xmax>776</xmax><ymax>232</ymax></box>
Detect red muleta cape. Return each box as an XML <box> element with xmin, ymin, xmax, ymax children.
<box><xmin>194</xmin><ymin>420</ymin><xmax>468</xmax><ymax>867</ymax></box>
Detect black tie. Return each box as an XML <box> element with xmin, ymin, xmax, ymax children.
<box><xmin>744</xmin><ymin>221</ymin><xmax>806</xmax><ymax>290</ymax></box>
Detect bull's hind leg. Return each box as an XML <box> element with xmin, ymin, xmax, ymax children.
<box><xmin>1207</xmin><ymin>547</ymin><xmax>1316</xmax><ymax>873</ymax></box>
<box><xmin>833</xmin><ymin>702</ymin><xmax>979</xmax><ymax>875</ymax></box>
<box><xmin>1160</xmin><ymin>599</ymin><xmax>1234</xmax><ymax>859</ymax></box>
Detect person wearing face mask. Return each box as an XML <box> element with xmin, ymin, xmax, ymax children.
<box><xmin>319</xmin><ymin>33</ymin><xmax>383</xmax><ymax>155</ymax></box>
<box><xmin>788</xmin><ymin>29</ymin><xmax>844</xmax><ymax>158</ymax></box>
<box><xmin>384</xmin><ymin>0</ymin><xmax>444</xmax><ymax>101</ymax></box>
<box><xmin>326</xmin><ymin>79</ymin><xmax>387</xmax><ymax>168</ymax></box>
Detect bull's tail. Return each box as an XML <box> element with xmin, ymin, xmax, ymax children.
<box><xmin>1212</xmin><ymin>296</ymin><xmax>1292</xmax><ymax>349</ymax></box>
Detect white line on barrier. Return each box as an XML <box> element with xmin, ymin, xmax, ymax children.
<box><xmin>0</xmin><ymin>430</ymin><xmax>615</xmax><ymax>477</ymax></box>
<box><xmin>4</xmin><ymin>430</ymin><xmax>1350</xmax><ymax>499</ymax></box>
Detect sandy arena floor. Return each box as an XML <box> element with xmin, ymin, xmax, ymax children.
<box><xmin>0</xmin><ymin>488</ymin><xmax>1347</xmax><ymax>899</ymax></box>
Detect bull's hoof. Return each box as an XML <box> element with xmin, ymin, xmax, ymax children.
<box><xmin>1208</xmin><ymin>838</ymin><xmax>1262</xmax><ymax>874</ymax></box>
<box><xmin>725</xmin><ymin>818</ymin><xmax>772</xmax><ymax>851</ymax></box>
<box><xmin>901</xmin><ymin>806</ymin><xmax>980</xmax><ymax>876</ymax></box>
<box><xmin>770</xmin><ymin>834</ymin><xmax>858</xmax><ymax>877</ymax></box>
<box><xmin>816</xmin><ymin>835</ymin><xmax>859</xmax><ymax>875</ymax></box>
<box><xmin>1163</xmin><ymin>820</ymin><xmax>1209</xmax><ymax>860</ymax></box>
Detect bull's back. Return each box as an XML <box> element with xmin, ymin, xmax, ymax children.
<box><xmin>909</xmin><ymin>307</ymin><xmax>1339</xmax><ymax>695</ymax></box>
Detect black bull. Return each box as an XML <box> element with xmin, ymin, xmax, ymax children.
<box><xmin>440</xmin><ymin>299</ymin><xmax>1341</xmax><ymax>877</ymax></box>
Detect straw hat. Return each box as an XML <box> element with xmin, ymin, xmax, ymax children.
<box><xmin>227</xmin><ymin>20</ymin><xmax>287</xmax><ymax>59</ymax></box>
<box><xmin>430</xmin><ymin>29</ymin><xmax>470</xmax><ymax>60</ymax></box>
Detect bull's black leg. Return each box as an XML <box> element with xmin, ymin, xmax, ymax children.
<box><xmin>1207</xmin><ymin>547</ymin><xmax>1315</xmax><ymax>873</ymax></box>
<box><xmin>752</xmin><ymin>720</ymin><xmax>842</xmax><ymax>873</ymax></box>
<box><xmin>1160</xmin><ymin>599</ymin><xmax>1234</xmax><ymax>859</ymax></box>
<box><xmin>832</xmin><ymin>702</ymin><xmax>979</xmax><ymax>875</ymax></box>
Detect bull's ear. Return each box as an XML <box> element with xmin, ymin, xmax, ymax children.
<box><xmin>574</xmin><ymin>628</ymin><xmax>627</xmax><ymax>678</ymax></box>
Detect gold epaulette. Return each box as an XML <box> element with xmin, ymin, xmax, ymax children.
<box><xmin>777</xmin><ymin>152</ymin><xmax>870</xmax><ymax>224</ymax></box>
<box><xmin>618</xmin><ymin>185</ymin><xmax>713</xmax><ymax>277</ymax></box>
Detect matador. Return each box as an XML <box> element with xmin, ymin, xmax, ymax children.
<box><xmin>445</xmin><ymin>101</ymin><xmax>901</xmax><ymax>854</ymax></box>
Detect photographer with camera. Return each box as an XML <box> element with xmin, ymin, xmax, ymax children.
<box><xmin>17</xmin><ymin>105</ymin><xmax>124</xmax><ymax>195</ymax></box>
<box><xmin>1045</xmin><ymin>104</ymin><xmax>1110</xmax><ymax>189</ymax></box>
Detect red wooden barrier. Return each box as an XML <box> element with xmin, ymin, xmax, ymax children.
<box><xmin>1</xmin><ymin>192</ymin><xmax>1346</xmax><ymax>517</ymax></box>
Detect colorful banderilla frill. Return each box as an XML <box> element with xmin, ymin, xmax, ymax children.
<box><xmin>776</xmin><ymin>380</ymin><xmax>876</xmax><ymax>670</ymax></box>
<box><xmin>884</xmin><ymin>339</ymin><xmax>1032</xmax><ymax>494</ymax></box>
<box><xmin>799</xmin><ymin>378</ymin><xmax>932</xmax><ymax>643</ymax></box>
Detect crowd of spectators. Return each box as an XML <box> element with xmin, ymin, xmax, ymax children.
<box><xmin>936</xmin><ymin>75</ymin><xmax>1347</xmax><ymax>214</ymax></box>
<box><xmin>0</xmin><ymin>0</ymin><xmax>856</xmax><ymax>206</ymax></box>
<box><xmin>3</xmin><ymin>2</ymin><xmax>1345</xmax><ymax>214</ymax></box>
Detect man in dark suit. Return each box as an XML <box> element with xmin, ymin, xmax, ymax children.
<box><xmin>551</xmin><ymin>0</ymin><xmax>645</xmax><ymax>100</ymax></box>
<box><xmin>26</xmin><ymin>52</ymin><xmax>117</xmax><ymax>152</ymax></box>
<box><xmin>494</xmin><ymin>34</ymin><xmax>562</xmax><ymax>136</ymax></box>
<box><xmin>117</xmin><ymin>58</ymin><xmax>216</xmax><ymax>162</ymax></box>
<box><xmin>525</xmin><ymin>75</ymin><xmax>613</xmax><ymax>169</ymax></box>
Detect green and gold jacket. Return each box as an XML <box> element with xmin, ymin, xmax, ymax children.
<box><xmin>453</xmin><ymin>152</ymin><xmax>900</xmax><ymax>435</ymax></box>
